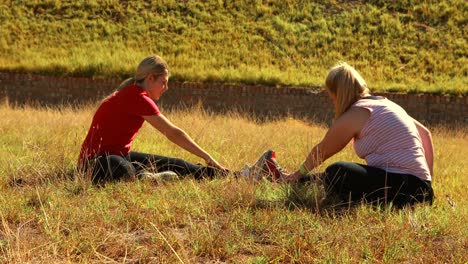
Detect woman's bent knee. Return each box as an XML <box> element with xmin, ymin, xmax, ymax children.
<box><xmin>92</xmin><ymin>155</ymin><xmax>136</xmax><ymax>184</ymax></box>
<box><xmin>324</xmin><ymin>162</ymin><xmax>350</xmax><ymax>186</ymax></box>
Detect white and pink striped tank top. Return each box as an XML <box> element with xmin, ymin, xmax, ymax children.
<box><xmin>352</xmin><ymin>97</ymin><xmax>431</xmax><ymax>181</ymax></box>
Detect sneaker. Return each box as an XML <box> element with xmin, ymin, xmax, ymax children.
<box><xmin>239</xmin><ymin>164</ymin><xmax>256</xmax><ymax>180</ymax></box>
<box><xmin>241</xmin><ymin>150</ymin><xmax>284</xmax><ymax>182</ymax></box>
<box><xmin>137</xmin><ymin>170</ymin><xmax>179</xmax><ymax>183</ymax></box>
<box><xmin>262</xmin><ymin>150</ymin><xmax>284</xmax><ymax>182</ymax></box>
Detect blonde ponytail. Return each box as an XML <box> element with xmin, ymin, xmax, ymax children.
<box><xmin>116</xmin><ymin>55</ymin><xmax>169</xmax><ymax>91</ymax></box>
<box><xmin>325</xmin><ymin>62</ymin><xmax>369</xmax><ymax>118</ymax></box>
<box><xmin>117</xmin><ymin>77</ymin><xmax>136</xmax><ymax>91</ymax></box>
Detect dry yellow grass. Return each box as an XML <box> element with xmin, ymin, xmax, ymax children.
<box><xmin>0</xmin><ymin>103</ymin><xmax>466</xmax><ymax>263</ymax></box>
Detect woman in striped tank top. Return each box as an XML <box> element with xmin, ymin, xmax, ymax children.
<box><xmin>283</xmin><ymin>62</ymin><xmax>434</xmax><ymax>207</ymax></box>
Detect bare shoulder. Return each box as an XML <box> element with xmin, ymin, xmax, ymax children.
<box><xmin>319</xmin><ymin>107</ymin><xmax>371</xmax><ymax>157</ymax></box>
<box><xmin>334</xmin><ymin>107</ymin><xmax>371</xmax><ymax>136</ymax></box>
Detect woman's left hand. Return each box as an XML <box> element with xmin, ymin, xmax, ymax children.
<box><xmin>281</xmin><ymin>171</ymin><xmax>303</xmax><ymax>183</ymax></box>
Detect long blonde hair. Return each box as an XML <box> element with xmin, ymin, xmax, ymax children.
<box><xmin>325</xmin><ymin>62</ymin><xmax>369</xmax><ymax>118</ymax></box>
<box><xmin>117</xmin><ymin>55</ymin><xmax>169</xmax><ymax>91</ymax></box>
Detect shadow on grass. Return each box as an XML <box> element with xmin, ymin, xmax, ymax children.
<box><xmin>280</xmin><ymin>178</ymin><xmax>416</xmax><ymax>215</ymax></box>
<box><xmin>6</xmin><ymin>167</ymin><xmax>77</xmax><ymax>188</ymax></box>
<box><xmin>278</xmin><ymin>174</ymin><xmax>363</xmax><ymax>216</ymax></box>
<box><xmin>281</xmin><ymin>181</ymin><xmax>356</xmax><ymax>215</ymax></box>
<box><xmin>5</xmin><ymin>167</ymin><xmax>94</xmax><ymax>197</ymax></box>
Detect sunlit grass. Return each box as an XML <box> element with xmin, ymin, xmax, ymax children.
<box><xmin>0</xmin><ymin>103</ymin><xmax>466</xmax><ymax>262</ymax></box>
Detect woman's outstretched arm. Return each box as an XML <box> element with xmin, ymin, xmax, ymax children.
<box><xmin>143</xmin><ymin>114</ymin><xmax>227</xmax><ymax>170</ymax></box>
<box><xmin>283</xmin><ymin>107</ymin><xmax>370</xmax><ymax>182</ymax></box>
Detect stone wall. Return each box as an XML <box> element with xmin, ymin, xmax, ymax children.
<box><xmin>0</xmin><ymin>72</ymin><xmax>466</xmax><ymax>126</ymax></box>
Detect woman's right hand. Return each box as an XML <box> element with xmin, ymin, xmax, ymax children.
<box><xmin>205</xmin><ymin>156</ymin><xmax>228</xmax><ymax>172</ymax></box>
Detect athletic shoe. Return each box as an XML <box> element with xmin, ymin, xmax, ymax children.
<box><xmin>239</xmin><ymin>164</ymin><xmax>258</xmax><ymax>180</ymax></box>
<box><xmin>241</xmin><ymin>150</ymin><xmax>284</xmax><ymax>182</ymax></box>
<box><xmin>262</xmin><ymin>150</ymin><xmax>284</xmax><ymax>182</ymax></box>
<box><xmin>137</xmin><ymin>170</ymin><xmax>179</xmax><ymax>183</ymax></box>
<box><xmin>250</xmin><ymin>150</ymin><xmax>273</xmax><ymax>181</ymax></box>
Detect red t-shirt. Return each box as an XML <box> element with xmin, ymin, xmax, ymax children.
<box><xmin>79</xmin><ymin>85</ymin><xmax>160</xmax><ymax>164</ymax></box>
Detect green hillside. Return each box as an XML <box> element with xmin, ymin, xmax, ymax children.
<box><xmin>0</xmin><ymin>0</ymin><xmax>466</xmax><ymax>95</ymax></box>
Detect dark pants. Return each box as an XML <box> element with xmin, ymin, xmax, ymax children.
<box><xmin>84</xmin><ymin>151</ymin><xmax>220</xmax><ymax>184</ymax></box>
<box><xmin>323</xmin><ymin>162</ymin><xmax>434</xmax><ymax>207</ymax></box>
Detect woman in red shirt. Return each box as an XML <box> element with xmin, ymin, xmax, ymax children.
<box><xmin>79</xmin><ymin>55</ymin><xmax>227</xmax><ymax>184</ymax></box>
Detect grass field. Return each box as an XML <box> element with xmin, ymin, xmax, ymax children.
<box><xmin>0</xmin><ymin>0</ymin><xmax>467</xmax><ymax>95</ymax></box>
<box><xmin>0</xmin><ymin>103</ymin><xmax>466</xmax><ymax>263</ymax></box>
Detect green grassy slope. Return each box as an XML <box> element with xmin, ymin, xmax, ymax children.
<box><xmin>0</xmin><ymin>0</ymin><xmax>466</xmax><ymax>95</ymax></box>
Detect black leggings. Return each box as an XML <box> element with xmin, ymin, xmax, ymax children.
<box><xmin>84</xmin><ymin>151</ymin><xmax>220</xmax><ymax>184</ymax></box>
<box><xmin>323</xmin><ymin>162</ymin><xmax>434</xmax><ymax>207</ymax></box>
